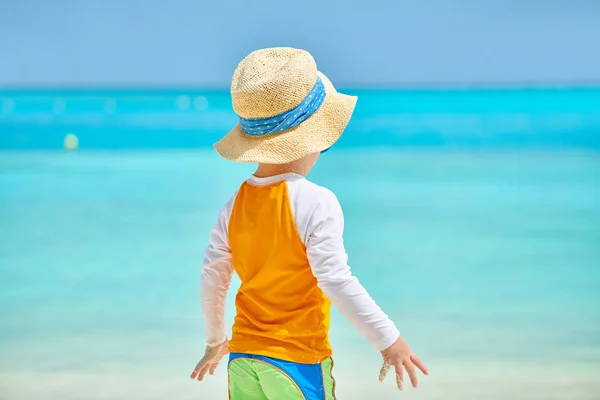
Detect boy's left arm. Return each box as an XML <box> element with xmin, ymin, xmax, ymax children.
<box><xmin>191</xmin><ymin>198</ymin><xmax>235</xmax><ymax>381</ymax></box>
<box><xmin>200</xmin><ymin>206</ymin><xmax>233</xmax><ymax>346</ymax></box>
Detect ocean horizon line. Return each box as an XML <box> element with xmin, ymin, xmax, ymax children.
<box><xmin>2</xmin><ymin>79</ymin><xmax>600</xmax><ymax>93</ymax></box>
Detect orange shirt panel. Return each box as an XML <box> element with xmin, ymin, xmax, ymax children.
<box><xmin>227</xmin><ymin>180</ymin><xmax>332</xmax><ymax>364</ymax></box>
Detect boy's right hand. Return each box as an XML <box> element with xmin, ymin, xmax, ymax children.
<box><xmin>379</xmin><ymin>336</ymin><xmax>429</xmax><ymax>390</ymax></box>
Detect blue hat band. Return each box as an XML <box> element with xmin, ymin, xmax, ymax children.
<box><xmin>238</xmin><ymin>77</ymin><xmax>326</xmax><ymax>137</ymax></box>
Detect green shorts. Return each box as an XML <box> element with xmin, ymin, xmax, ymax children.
<box><xmin>228</xmin><ymin>353</ymin><xmax>336</xmax><ymax>399</ymax></box>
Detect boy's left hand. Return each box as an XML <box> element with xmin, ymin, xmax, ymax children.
<box><xmin>190</xmin><ymin>339</ymin><xmax>229</xmax><ymax>381</ymax></box>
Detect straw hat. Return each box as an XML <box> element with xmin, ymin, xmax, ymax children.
<box><xmin>214</xmin><ymin>47</ymin><xmax>357</xmax><ymax>164</ymax></box>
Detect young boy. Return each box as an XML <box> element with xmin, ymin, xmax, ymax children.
<box><xmin>190</xmin><ymin>47</ymin><xmax>428</xmax><ymax>399</ymax></box>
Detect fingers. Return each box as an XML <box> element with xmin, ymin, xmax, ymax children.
<box><xmin>197</xmin><ymin>364</ymin><xmax>210</xmax><ymax>381</ymax></box>
<box><xmin>190</xmin><ymin>340</ymin><xmax>230</xmax><ymax>382</ymax></box>
<box><xmin>190</xmin><ymin>361</ymin><xmax>205</xmax><ymax>380</ymax></box>
<box><xmin>411</xmin><ymin>354</ymin><xmax>429</xmax><ymax>375</ymax></box>
<box><xmin>378</xmin><ymin>361</ymin><xmax>391</xmax><ymax>382</ymax></box>
<box><xmin>394</xmin><ymin>362</ymin><xmax>404</xmax><ymax>391</ymax></box>
<box><xmin>209</xmin><ymin>362</ymin><xmax>219</xmax><ymax>375</ymax></box>
<box><xmin>191</xmin><ymin>358</ymin><xmax>225</xmax><ymax>380</ymax></box>
<box><xmin>404</xmin><ymin>360</ymin><xmax>418</xmax><ymax>388</ymax></box>
<box><xmin>190</xmin><ymin>348</ymin><xmax>219</xmax><ymax>380</ymax></box>
<box><xmin>191</xmin><ymin>362</ymin><xmax>220</xmax><ymax>381</ymax></box>
<box><xmin>190</xmin><ymin>361</ymin><xmax>208</xmax><ymax>380</ymax></box>
<box><xmin>380</xmin><ymin>353</ymin><xmax>429</xmax><ymax>390</ymax></box>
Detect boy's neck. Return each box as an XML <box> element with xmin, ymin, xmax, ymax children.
<box><xmin>254</xmin><ymin>161</ymin><xmax>307</xmax><ymax>178</ymax></box>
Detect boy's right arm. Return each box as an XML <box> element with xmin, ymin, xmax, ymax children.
<box><xmin>305</xmin><ymin>189</ymin><xmax>400</xmax><ymax>351</ymax></box>
<box><xmin>306</xmin><ymin>189</ymin><xmax>428</xmax><ymax>390</ymax></box>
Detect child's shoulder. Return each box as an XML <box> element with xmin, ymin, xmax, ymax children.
<box><xmin>286</xmin><ymin>178</ymin><xmax>344</xmax><ymax>240</ymax></box>
<box><xmin>290</xmin><ymin>177</ymin><xmax>338</xmax><ymax>200</ymax></box>
<box><xmin>287</xmin><ymin>178</ymin><xmax>342</xmax><ymax>214</ymax></box>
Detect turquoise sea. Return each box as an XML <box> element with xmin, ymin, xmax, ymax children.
<box><xmin>1</xmin><ymin>89</ymin><xmax>599</xmax><ymax>399</ymax></box>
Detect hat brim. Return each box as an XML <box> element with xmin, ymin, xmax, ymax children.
<box><xmin>214</xmin><ymin>72</ymin><xmax>357</xmax><ymax>164</ymax></box>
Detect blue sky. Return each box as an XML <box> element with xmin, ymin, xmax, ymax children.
<box><xmin>1</xmin><ymin>0</ymin><xmax>600</xmax><ymax>87</ymax></box>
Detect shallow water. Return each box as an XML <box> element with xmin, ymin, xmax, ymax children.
<box><xmin>0</xmin><ymin>149</ymin><xmax>599</xmax><ymax>399</ymax></box>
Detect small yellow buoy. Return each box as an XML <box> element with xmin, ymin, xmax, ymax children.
<box><xmin>64</xmin><ymin>133</ymin><xmax>79</xmax><ymax>150</ymax></box>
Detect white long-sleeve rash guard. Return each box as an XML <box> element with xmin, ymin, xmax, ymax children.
<box><xmin>200</xmin><ymin>173</ymin><xmax>400</xmax><ymax>351</ymax></box>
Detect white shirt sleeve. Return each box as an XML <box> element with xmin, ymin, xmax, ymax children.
<box><xmin>305</xmin><ymin>188</ymin><xmax>400</xmax><ymax>351</ymax></box>
<box><xmin>200</xmin><ymin>194</ymin><xmax>236</xmax><ymax>346</ymax></box>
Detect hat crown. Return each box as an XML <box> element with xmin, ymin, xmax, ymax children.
<box><xmin>230</xmin><ymin>48</ymin><xmax>318</xmax><ymax>120</ymax></box>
